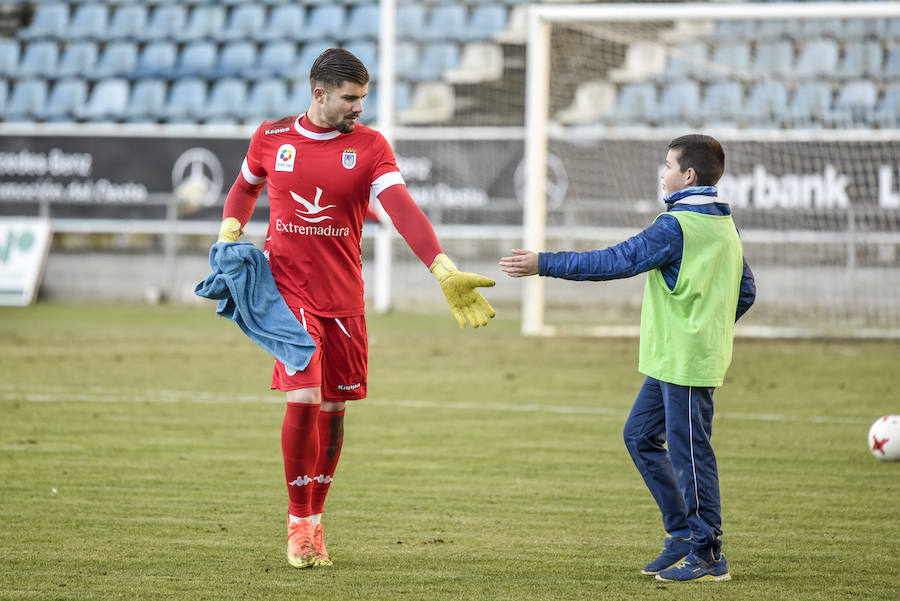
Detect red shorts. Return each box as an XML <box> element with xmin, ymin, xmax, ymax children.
<box><xmin>271</xmin><ymin>308</ymin><xmax>368</xmax><ymax>401</ymax></box>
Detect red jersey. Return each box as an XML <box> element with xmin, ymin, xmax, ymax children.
<box><xmin>240</xmin><ymin>114</ymin><xmax>404</xmax><ymax>317</ymax></box>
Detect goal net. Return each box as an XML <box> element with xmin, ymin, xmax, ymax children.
<box><xmin>521</xmin><ymin>1</ymin><xmax>900</xmax><ymax>338</ymax></box>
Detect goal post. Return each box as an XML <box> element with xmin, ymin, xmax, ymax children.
<box><xmin>523</xmin><ymin>2</ymin><xmax>900</xmax><ymax>338</ymax></box>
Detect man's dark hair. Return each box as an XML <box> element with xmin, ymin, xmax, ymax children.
<box><xmin>309</xmin><ymin>48</ymin><xmax>369</xmax><ymax>92</ymax></box>
<box><xmin>667</xmin><ymin>134</ymin><xmax>725</xmax><ymax>186</ymax></box>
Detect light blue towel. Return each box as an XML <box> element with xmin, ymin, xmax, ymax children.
<box><xmin>195</xmin><ymin>242</ymin><xmax>316</xmax><ymax>372</ymax></box>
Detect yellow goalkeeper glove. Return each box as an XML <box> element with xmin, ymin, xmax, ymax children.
<box><xmin>217</xmin><ymin>217</ymin><xmax>242</xmax><ymax>243</ymax></box>
<box><xmin>430</xmin><ymin>253</ymin><xmax>496</xmax><ymax>328</ymax></box>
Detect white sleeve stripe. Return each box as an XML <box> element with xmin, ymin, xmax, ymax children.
<box><xmin>241</xmin><ymin>157</ymin><xmax>266</xmax><ymax>185</ymax></box>
<box><xmin>371</xmin><ymin>171</ymin><xmax>405</xmax><ymax>197</ymax></box>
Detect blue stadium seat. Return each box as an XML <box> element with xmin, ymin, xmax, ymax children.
<box><xmin>462</xmin><ymin>4</ymin><xmax>507</xmax><ymax>41</ymax></box>
<box><xmin>0</xmin><ymin>40</ymin><xmax>19</xmax><ymax>78</ymax></box>
<box><xmin>255</xmin><ymin>41</ymin><xmax>298</xmax><ymax>78</ymax></box>
<box><xmin>784</xmin><ymin>82</ymin><xmax>833</xmax><ymax>128</ymax></box>
<box><xmin>396</xmin><ymin>4</ymin><xmax>426</xmax><ymax>39</ymax></box>
<box><xmin>295</xmin><ymin>41</ymin><xmax>336</xmax><ymax>78</ymax></box>
<box><xmin>707</xmin><ymin>20</ymin><xmax>755</xmax><ymax>40</ymax></box>
<box><xmin>245</xmin><ymin>78</ymin><xmax>289</xmax><ymax>123</ymax></box>
<box><xmin>343</xmin><ymin>41</ymin><xmax>377</xmax><ymax>79</ymax></box>
<box><xmin>134</xmin><ymin>41</ymin><xmax>177</xmax><ymax>79</ymax></box>
<box><xmin>93</xmin><ymin>41</ymin><xmax>138</xmax><ymax>78</ymax></box>
<box><xmin>174</xmin><ymin>41</ymin><xmax>216</xmax><ymax>78</ymax></box>
<box><xmin>204</xmin><ymin>78</ymin><xmax>248</xmax><ymax>124</ymax></box>
<box><xmin>395</xmin><ymin>41</ymin><xmax>419</xmax><ymax>77</ymax></box>
<box><xmin>258</xmin><ymin>4</ymin><xmax>305</xmax><ymax>42</ymax></box>
<box><xmin>743</xmin><ymin>80</ymin><xmax>789</xmax><ymax>127</ymax></box>
<box><xmin>17</xmin><ymin>41</ymin><xmax>59</xmax><ymax>78</ymax></box>
<box><xmin>698</xmin><ymin>80</ymin><xmax>744</xmax><ymax>125</ymax></box>
<box><xmin>835</xmin><ymin>41</ymin><xmax>883</xmax><ymax>80</ymax></box>
<box><xmin>362</xmin><ymin>81</ymin><xmax>412</xmax><ymax>124</ymax></box>
<box><xmin>161</xmin><ymin>78</ymin><xmax>207</xmax><ymax>122</ymax></box>
<box><xmin>842</xmin><ymin>18</ymin><xmax>885</xmax><ymax>41</ymax></box>
<box><xmin>41</xmin><ymin>78</ymin><xmax>88</xmax><ymax>121</ymax></box>
<box><xmin>418</xmin><ymin>5</ymin><xmax>467</xmax><ymax>41</ymax></box>
<box><xmin>0</xmin><ymin>80</ymin><xmax>7</xmax><ymax>116</ymax></box>
<box><xmin>68</xmin><ymin>3</ymin><xmax>108</xmax><ymax>40</ymax></box>
<box><xmin>883</xmin><ymin>47</ymin><xmax>900</xmax><ymax>80</ymax></box>
<box><xmin>219</xmin><ymin>4</ymin><xmax>266</xmax><ymax>40</ymax></box>
<box><xmin>179</xmin><ymin>5</ymin><xmax>226</xmax><ymax>42</ymax></box>
<box><xmin>104</xmin><ymin>3</ymin><xmax>148</xmax><ymax>41</ymax></box>
<box><xmin>659</xmin><ymin>41</ymin><xmax>707</xmax><ymax>81</ymax></box>
<box><xmin>54</xmin><ymin>41</ymin><xmax>98</xmax><ymax>78</ymax></box>
<box><xmin>754</xmin><ymin>19</ymin><xmax>791</xmax><ymax>41</ymax></box>
<box><xmin>289</xmin><ymin>82</ymin><xmax>312</xmax><ymax>113</ymax></box>
<box><xmin>215</xmin><ymin>41</ymin><xmax>257</xmax><ymax>78</ymax></box>
<box><xmin>604</xmin><ymin>82</ymin><xmax>657</xmax><ymax>125</ymax></box>
<box><xmin>872</xmin><ymin>83</ymin><xmax>900</xmax><ymax>129</ymax></box>
<box><xmin>799</xmin><ymin>18</ymin><xmax>843</xmax><ymax>40</ymax></box>
<box><xmin>140</xmin><ymin>4</ymin><xmax>187</xmax><ymax>42</ymax></box>
<box><xmin>793</xmin><ymin>38</ymin><xmax>839</xmax><ymax>79</ymax></box>
<box><xmin>4</xmin><ymin>78</ymin><xmax>48</xmax><ymax>122</ymax></box>
<box><xmin>345</xmin><ymin>4</ymin><xmax>380</xmax><ymax>40</ymax></box>
<box><xmin>707</xmin><ymin>41</ymin><xmax>751</xmax><ymax>81</ymax></box>
<box><xmin>657</xmin><ymin>80</ymin><xmax>701</xmax><ymax>126</ymax></box>
<box><xmin>18</xmin><ymin>3</ymin><xmax>68</xmax><ymax>40</ymax></box>
<box><xmin>79</xmin><ymin>78</ymin><xmax>129</xmax><ymax>122</ymax></box>
<box><xmin>750</xmin><ymin>40</ymin><xmax>794</xmax><ymax>78</ymax></box>
<box><xmin>122</xmin><ymin>78</ymin><xmax>167</xmax><ymax>122</ymax></box>
<box><xmin>827</xmin><ymin>80</ymin><xmax>877</xmax><ymax>128</ymax></box>
<box><xmin>407</xmin><ymin>42</ymin><xmax>459</xmax><ymax>81</ymax></box>
<box><xmin>299</xmin><ymin>6</ymin><xmax>346</xmax><ymax>41</ymax></box>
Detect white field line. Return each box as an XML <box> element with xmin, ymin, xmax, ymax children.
<box><xmin>0</xmin><ymin>383</ymin><xmax>872</xmax><ymax>425</ymax></box>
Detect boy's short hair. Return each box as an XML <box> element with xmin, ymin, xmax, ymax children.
<box><xmin>309</xmin><ymin>48</ymin><xmax>369</xmax><ymax>92</ymax></box>
<box><xmin>668</xmin><ymin>134</ymin><xmax>725</xmax><ymax>186</ymax></box>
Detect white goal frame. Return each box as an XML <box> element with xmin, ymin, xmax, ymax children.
<box><xmin>522</xmin><ymin>1</ymin><xmax>900</xmax><ymax>336</ymax></box>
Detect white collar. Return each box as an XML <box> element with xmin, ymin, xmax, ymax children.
<box><xmin>293</xmin><ymin>113</ymin><xmax>341</xmax><ymax>140</ymax></box>
<box><xmin>674</xmin><ymin>195</ymin><xmax>727</xmax><ymax>206</ymax></box>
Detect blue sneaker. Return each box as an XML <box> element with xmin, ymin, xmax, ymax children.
<box><xmin>640</xmin><ymin>536</ymin><xmax>691</xmax><ymax>575</ymax></box>
<box><xmin>655</xmin><ymin>552</ymin><xmax>731</xmax><ymax>582</ymax></box>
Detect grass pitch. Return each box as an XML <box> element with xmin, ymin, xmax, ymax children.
<box><xmin>1</xmin><ymin>303</ymin><xmax>899</xmax><ymax>601</ymax></box>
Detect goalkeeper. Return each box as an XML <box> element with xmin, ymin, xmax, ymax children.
<box><xmin>215</xmin><ymin>49</ymin><xmax>495</xmax><ymax>570</ymax></box>
<box><xmin>501</xmin><ymin>135</ymin><xmax>755</xmax><ymax>583</ymax></box>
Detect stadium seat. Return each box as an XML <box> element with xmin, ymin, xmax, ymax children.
<box><xmin>462</xmin><ymin>5</ymin><xmax>508</xmax><ymax>41</ymax></box>
<box><xmin>707</xmin><ymin>20</ymin><xmax>755</xmax><ymax>40</ymax></box>
<box><xmin>219</xmin><ymin>4</ymin><xmax>266</xmax><ymax>41</ymax></box>
<box><xmin>93</xmin><ymin>41</ymin><xmax>138</xmax><ymax>79</ymax></box>
<box><xmin>179</xmin><ymin>5</ymin><xmax>226</xmax><ymax>42</ymax></box>
<box><xmin>17</xmin><ymin>41</ymin><xmax>59</xmax><ymax>78</ymax></box>
<box><xmin>659</xmin><ymin>41</ymin><xmax>707</xmax><ymax>81</ymax></box>
<box><xmin>793</xmin><ymin>38</ymin><xmax>839</xmax><ymax>79</ymax></box>
<box><xmin>122</xmin><ymin>78</ymin><xmax>167</xmax><ymax>122</ymax></box>
<box><xmin>827</xmin><ymin>80</ymin><xmax>877</xmax><ymax>128</ymax></box>
<box><xmin>799</xmin><ymin>18</ymin><xmax>843</xmax><ymax>40</ymax></box>
<box><xmin>140</xmin><ymin>4</ymin><xmax>187</xmax><ymax>42</ymax></box>
<box><xmin>134</xmin><ymin>41</ymin><xmax>177</xmax><ymax>79</ymax></box>
<box><xmin>0</xmin><ymin>80</ymin><xmax>7</xmax><ymax>116</ymax></box>
<box><xmin>254</xmin><ymin>41</ymin><xmax>298</xmax><ymax>78</ymax></box>
<box><xmin>0</xmin><ymin>40</ymin><xmax>19</xmax><ymax>78</ymax></box>
<box><xmin>443</xmin><ymin>42</ymin><xmax>503</xmax><ymax>84</ymax></box>
<box><xmin>214</xmin><ymin>42</ymin><xmax>257</xmax><ymax>78</ymax></box>
<box><xmin>554</xmin><ymin>80</ymin><xmax>616</xmax><ymax>125</ymax></box>
<box><xmin>396</xmin><ymin>4</ymin><xmax>426</xmax><ymax>39</ymax></box>
<box><xmin>41</xmin><ymin>78</ymin><xmax>88</xmax><ymax>121</ymax></box>
<box><xmin>245</xmin><ymin>78</ymin><xmax>290</xmax><ymax>123</ymax></box>
<box><xmin>397</xmin><ymin>81</ymin><xmax>455</xmax><ymax>124</ymax></box>
<box><xmin>258</xmin><ymin>4</ymin><xmax>305</xmax><ymax>42</ymax></box>
<box><xmin>835</xmin><ymin>41</ymin><xmax>883</xmax><ymax>80</ymax></box>
<box><xmin>79</xmin><ymin>77</ymin><xmax>129</xmax><ymax>122</ymax></box>
<box><xmin>407</xmin><ymin>42</ymin><xmax>459</xmax><ymax>81</ymax></box>
<box><xmin>294</xmin><ymin>41</ymin><xmax>336</xmax><ymax>78</ymax></box>
<box><xmin>68</xmin><ymin>3</ymin><xmax>108</xmax><ymax>40</ymax></box>
<box><xmin>698</xmin><ymin>80</ymin><xmax>744</xmax><ymax>126</ymax></box>
<box><xmin>784</xmin><ymin>82</ymin><xmax>833</xmax><ymax>128</ymax></box>
<box><xmin>707</xmin><ymin>42</ymin><xmax>751</xmax><ymax>81</ymax></box>
<box><xmin>657</xmin><ymin>80</ymin><xmax>701</xmax><ymax>127</ymax></box>
<box><xmin>204</xmin><ymin>78</ymin><xmax>248</xmax><ymax>124</ymax></box>
<box><xmin>871</xmin><ymin>83</ymin><xmax>900</xmax><ymax>128</ymax></box>
<box><xmin>604</xmin><ymin>82</ymin><xmax>658</xmax><ymax>126</ymax></box>
<box><xmin>298</xmin><ymin>6</ymin><xmax>346</xmax><ymax>41</ymax></box>
<box><xmin>174</xmin><ymin>41</ymin><xmax>217</xmax><ymax>78</ymax></box>
<box><xmin>754</xmin><ymin>19</ymin><xmax>791</xmax><ymax>41</ymax></box>
<box><xmin>883</xmin><ymin>47</ymin><xmax>900</xmax><ymax>80</ymax></box>
<box><xmin>492</xmin><ymin>4</ymin><xmax>527</xmax><ymax>45</ymax></box>
<box><xmin>345</xmin><ymin>4</ymin><xmax>380</xmax><ymax>40</ymax></box>
<box><xmin>418</xmin><ymin>5</ymin><xmax>467</xmax><ymax>41</ymax></box>
<box><xmin>18</xmin><ymin>3</ymin><xmax>68</xmax><ymax>40</ymax></box>
<box><xmin>161</xmin><ymin>77</ymin><xmax>207</xmax><ymax>122</ymax></box>
<box><xmin>743</xmin><ymin>80</ymin><xmax>789</xmax><ymax>127</ymax></box>
<box><xmin>289</xmin><ymin>82</ymin><xmax>312</xmax><ymax>113</ymax></box>
<box><xmin>842</xmin><ymin>18</ymin><xmax>886</xmax><ymax>41</ymax></box>
<box><xmin>395</xmin><ymin>41</ymin><xmax>420</xmax><ymax>77</ymax></box>
<box><xmin>54</xmin><ymin>41</ymin><xmax>98</xmax><ymax>78</ymax></box>
<box><xmin>104</xmin><ymin>3</ymin><xmax>148</xmax><ymax>41</ymax></box>
<box><xmin>608</xmin><ymin>41</ymin><xmax>666</xmax><ymax>83</ymax></box>
<box><xmin>4</xmin><ymin>78</ymin><xmax>48</xmax><ymax>122</ymax></box>
<box><xmin>343</xmin><ymin>41</ymin><xmax>378</xmax><ymax>79</ymax></box>
<box><xmin>750</xmin><ymin>40</ymin><xmax>794</xmax><ymax>78</ymax></box>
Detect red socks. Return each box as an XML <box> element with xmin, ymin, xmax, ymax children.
<box><xmin>311</xmin><ymin>409</ymin><xmax>345</xmax><ymax>515</ymax></box>
<box><xmin>281</xmin><ymin>403</ymin><xmax>321</xmax><ymax>518</ymax></box>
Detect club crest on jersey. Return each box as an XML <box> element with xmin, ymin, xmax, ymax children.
<box><xmin>275</xmin><ymin>144</ymin><xmax>296</xmax><ymax>172</ymax></box>
<box><xmin>341</xmin><ymin>148</ymin><xmax>357</xmax><ymax>170</ymax></box>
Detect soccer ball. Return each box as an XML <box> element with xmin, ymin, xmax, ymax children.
<box><xmin>867</xmin><ymin>415</ymin><xmax>900</xmax><ymax>461</ymax></box>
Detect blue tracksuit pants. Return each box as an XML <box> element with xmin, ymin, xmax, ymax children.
<box><xmin>623</xmin><ymin>376</ymin><xmax>723</xmax><ymax>560</ymax></box>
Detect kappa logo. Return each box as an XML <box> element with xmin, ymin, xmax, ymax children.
<box><xmin>288</xmin><ymin>475</ymin><xmax>312</xmax><ymax>487</ymax></box>
<box><xmin>291</xmin><ymin>187</ymin><xmax>335</xmax><ymax>223</ymax></box>
<box><xmin>265</xmin><ymin>127</ymin><xmax>290</xmax><ymax>135</ymax></box>
<box><xmin>341</xmin><ymin>148</ymin><xmax>357</xmax><ymax>170</ymax></box>
<box><xmin>275</xmin><ymin>144</ymin><xmax>296</xmax><ymax>172</ymax></box>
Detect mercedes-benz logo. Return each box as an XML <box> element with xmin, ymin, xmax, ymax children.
<box><xmin>514</xmin><ymin>152</ymin><xmax>569</xmax><ymax>210</ymax></box>
<box><xmin>171</xmin><ymin>147</ymin><xmax>224</xmax><ymax>207</ymax></box>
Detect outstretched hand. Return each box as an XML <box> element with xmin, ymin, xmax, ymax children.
<box><xmin>499</xmin><ymin>249</ymin><xmax>539</xmax><ymax>277</ymax></box>
<box><xmin>430</xmin><ymin>254</ymin><xmax>496</xmax><ymax>328</ymax></box>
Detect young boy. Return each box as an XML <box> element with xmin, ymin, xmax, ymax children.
<box><xmin>499</xmin><ymin>134</ymin><xmax>755</xmax><ymax>582</ymax></box>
